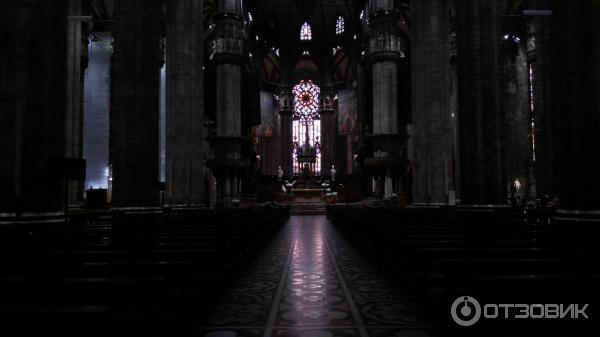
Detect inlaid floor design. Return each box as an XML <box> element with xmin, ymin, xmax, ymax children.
<box><xmin>196</xmin><ymin>215</ymin><xmax>437</xmax><ymax>337</ymax></box>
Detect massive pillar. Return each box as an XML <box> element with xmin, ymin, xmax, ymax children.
<box><xmin>64</xmin><ymin>0</ymin><xmax>85</xmax><ymax>205</ymax></box>
<box><xmin>503</xmin><ymin>37</ymin><xmax>532</xmax><ymax>199</ymax></box>
<box><xmin>206</xmin><ymin>0</ymin><xmax>249</xmax><ymax>206</ymax></box>
<box><xmin>532</xmin><ymin>0</ymin><xmax>557</xmax><ymax>199</ymax></box>
<box><xmin>165</xmin><ymin>0</ymin><xmax>205</xmax><ymax>207</ymax></box>
<box><xmin>110</xmin><ymin>0</ymin><xmax>161</xmax><ymax>207</ymax></box>
<box><xmin>365</xmin><ymin>0</ymin><xmax>406</xmax><ymax>199</ymax></box>
<box><xmin>449</xmin><ymin>27</ymin><xmax>460</xmax><ymax>202</ymax></box>
<box><xmin>0</xmin><ymin>0</ymin><xmax>69</xmax><ymax>212</ymax></box>
<box><xmin>259</xmin><ymin>91</ymin><xmax>281</xmax><ymax>176</ymax></box>
<box><xmin>319</xmin><ymin>90</ymin><xmax>336</xmax><ymax>177</ymax></box>
<box><xmin>455</xmin><ymin>0</ymin><xmax>507</xmax><ymax>205</ymax></box>
<box><xmin>410</xmin><ymin>0</ymin><xmax>455</xmax><ymax>204</ymax></box>
<box><xmin>278</xmin><ymin>89</ymin><xmax>294</xmax><ymax>177</ymax></box>
<box><xmin>552</xmin><ymin>0</ymin><xmax>600</xmax><ymax>216</ymax></box>
<box><xmin>372</xmin><ymin>63</ymin><xmax>398</xmax><ymax>135</ymax></box>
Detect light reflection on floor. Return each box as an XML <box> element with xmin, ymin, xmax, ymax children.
<box><xmin>197</xmin><ymin>215</ymin><xmax>436</xmax><ymax>337</ymax></box>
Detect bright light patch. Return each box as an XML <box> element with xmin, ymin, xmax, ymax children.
<box><xmin>300</xmin><ymin>22</ymin><xmax>312</xmax><ymax>41</ymax></box>
<box><xmin>336</xmin><ymin>16</ymin><xmax>345</xmax><ymax>35</ymax></box>
<box><xmin>292</xmin><ymin>80</ymin><xmax>321</xmax><ymax>174</ymax></box>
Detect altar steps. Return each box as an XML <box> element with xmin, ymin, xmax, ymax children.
<box><xmin>289</xmin><ymin>201</ymin><xmax>327</xmax><ymax>215</ymax></box>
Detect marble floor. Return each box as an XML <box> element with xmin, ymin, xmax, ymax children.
<box><xmin>196</xmin><ymin>215</ymin><xmax>437</xmax><ymax>337</ymax></box>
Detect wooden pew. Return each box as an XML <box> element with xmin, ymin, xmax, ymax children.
<box><xmin>0</xmin><ymin>206</ymin><xmax>290</xmax><ymax>336</ymax></box>
<box><xmin>327</xmin><ymin>205</ymin><xmax>600</xmax><ymax>313</ymax></box>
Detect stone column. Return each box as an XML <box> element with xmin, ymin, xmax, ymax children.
<box><xmin>372</xmin><ymin>62</ymin><xmax>398</xmax><ymax>135</ymax></box>
<box><xmin>455</xmin><ymin>0</ymin><xmax>506</xmax><ymax>205</ymax></box>
<box><xmin>552</xmin><ymin>0</ymin><xmax>600</xmax><ymax>216</ymax></box>
<box><xmin>260</xmin><ymin>91</ymin><xmax>280</xmax><ymax>176</ymax></box>
<box><xmin>206</xmin><ymin>1</ymin><xmax>249</xmax><ymax>207</ymax></box>
<box><xmin>365</xmin><ymin>1</ymin><xmax>405</xmax><ymax>199</ymax></box>
<box><xmin>319</xmin><ymin>90</ymin><xmax>336</xmax><ymax>177</ymax></box>
<box><xmin>217</xmin><ymin>64</ymin><xmax>242</xmax><ymax>136</ymax></box>
<box><xmin>110</xmin><ymin>0</ymin><xmax>161</xmax><ymax>207</ymax></box>
<box><xmin>450</xmin><ymin>28</ymin><xmax>460</xmax><ymax>203</ymax></box>
<box><xmin>278</xmin><ymin>89</ymin><xmax>294</xmax><ymax>177</ymax></box>
<box><xmin>532</xmin><ymin>0</ymin><xmax>557</xmax><ymax>199</ymax></box>
<box><xmin>65</xmin><ymin>0</ymin><xmax>85</xmax><ymax>206</ymax></box>
<box><xmin>218</xmin><ymin>0</ymin><xmax>241</xmax><ymax>14</ymax></box>
<box><xmin>503</xmin><ymin>39</ymin><xmax>532</xmax><ymax>200</ymax></box>
<box><xmin>165</xmin><ymin>0</ymin><xmax>205</xmax><ymax>207</ymax></box>
<box><xmin>0</xmin><ymin>0</ymin><xmax>69</xmax><ymax>212</ymax></box>
<box><xmin>410</xmin><ymin>0</ymin><xmax>454</xmax><ymax>205</ymax></box>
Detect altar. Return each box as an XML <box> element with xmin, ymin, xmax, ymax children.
<box><xmin>292</xmin><ymin>188</ymin><xmax>322</xmax><ymax>199</ymax></box>
<box><xmin>296</xmin><ymin>137</ymin><xmax>318</xmax><ymax>186</ymax></box>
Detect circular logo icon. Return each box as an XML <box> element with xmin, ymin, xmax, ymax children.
<box><xmin>451</xmin><ymin>296</ymin><xmax>481</xmax><ymax>326</ymax></box>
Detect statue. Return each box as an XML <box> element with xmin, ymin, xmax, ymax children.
<box><xmin>321</xmin><ymin>94</ymin><xmax>333</xmax><ymax>110</ymax></box>
<box><xmin>280</xmin><ymin>93</ymin><xmax>292</xmax><ymax>111</ymax></box>
<box><xmin>277</xmin><ymin>165</ymin><xmax>284</xmax><ymax>181</ymax></box>
<box><xmin>514</xmin><ymin>178</ymin><xmax>522</xmax><ymax>193</ymax></box>
<box><xmin>330</xmin><ymin>165</ymin><xmax>336</xmax><ymax>181</ymax></box>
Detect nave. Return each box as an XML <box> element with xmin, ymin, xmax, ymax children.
<box><xmin>198</xmin><ymin>215</ymin><xmax>436</xmax><ymax>337</ymax></box>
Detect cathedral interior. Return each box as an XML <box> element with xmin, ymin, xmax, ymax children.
<box><xmin>1</xmin><ymin>0</ymin><xmax>600</xmax><ymax>336</ymax></box>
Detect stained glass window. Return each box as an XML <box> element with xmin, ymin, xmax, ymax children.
<box><xmin>336</xmin><ymin>16</ymin><xmax>345</xmax><ymax>35</ymax></box>
<box><xmin>293</xmin><ymin>80</ymin><xmax>320</xmax><ymax>121</ymax></box>
<box><xmin>300</xmin><ymin>22</ymin><xmax>312</xmax><ymax>41</ymax></box>
<box><xmin>292</xmin><ymin>80</ymin><xmax>321</xmax><ymax>174</ymax></box>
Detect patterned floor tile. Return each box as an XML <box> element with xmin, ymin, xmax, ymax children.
<box><xmin>198</xmin><ymin>328</ymin><xmax>265</xmax><ymax>337</ymax></box>
<box><xmin>273</xmin><ymin>328</ymin><xmax>361</xmax><ymax>337</ymax></box>
<box><xmin>366</xmin><ymin>328</ymin><xmax>437</xmax><ymax>337</ymax></box>
<box><xmin>197</xmin><ymin>215</ymin><xmax>438</xmax><ymax>337</ymax></box>
<box><xmin>201</xmin><ymin>302</ymin><xmax>273</xmax><ymax>326</ymax></box>
<box><xmin>356</xmin><ymin>301</ymin><xmax>426</xmax><ymax>326</ymax></box>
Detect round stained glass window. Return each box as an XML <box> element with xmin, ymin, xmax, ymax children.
<box><xmin>293</xmin><ymin>80</ymin><xmax>320</xmax><ymax>121</ymax></box>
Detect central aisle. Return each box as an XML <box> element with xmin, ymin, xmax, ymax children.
<box><xmin>197</xmin><ymin>215</ymin><xmax>436</xmax><ymax>337</ymax></box>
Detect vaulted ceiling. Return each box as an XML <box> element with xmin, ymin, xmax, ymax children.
<box><xmin>83</xmin><ymin>0</ymin><xmax>380</xmax><ymax>85</ymax></box>
<box><xmin>246</xmin><ymin>0</ymin><xmax>364</xmax><ymax>49</ymax></box>
<box><xmin>244</xmin><ymin>0</ymin><xmax>367</xmax><ymax>85</ymax></box>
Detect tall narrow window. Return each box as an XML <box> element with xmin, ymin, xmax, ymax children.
<box><xmin>336</xmin><ymin>16</ymin><xmax>345</xmax><ymax>35</ymax></box>
<box><xmin>300</xmin><ymin>22</ymin><xmax>312</xmax><ymax>41</ymax></box>
<box><xmin>292</xmin><ymin>80</ymin><xmax>321</xmax><ymax>174</ymax></box>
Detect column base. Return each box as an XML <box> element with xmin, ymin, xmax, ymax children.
<box><xmin>206</xmin><ymin>136</ymin><xmax>253</xmax><ymax>208</ymax></box>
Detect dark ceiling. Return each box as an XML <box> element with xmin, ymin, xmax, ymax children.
<box><xmin>84</xmin><ymin>0</ymin><xmax>391</xmax><ymax>85</ymax></box>
<box><xmin>246</xmin><ymin>0</ymin><xmax>364</xmax><ymax>47</ymax></box>
<box><xmin>243</xmin><ymin>0</ymin><xmax>368</xmax><ymax>84</ymax></box>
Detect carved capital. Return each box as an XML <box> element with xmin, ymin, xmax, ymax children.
<box><xmin>211</xmin><ymin>14</ymin><xmax>246</xmax><ymax>62</ymax></box>
<box><xmin>368</xmin><ymin>31</ymin><xmax>403</xmax><ymax>61</ymax></box>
